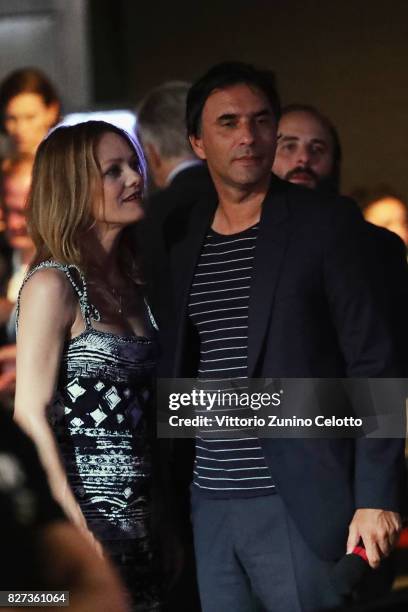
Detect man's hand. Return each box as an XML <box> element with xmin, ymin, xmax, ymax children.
<box><xmin>347</xmin><ymin>508</ymin><xmax>402</xmax><ymax>568</ymax></box>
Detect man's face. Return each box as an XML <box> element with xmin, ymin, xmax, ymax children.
<box><xmin>273</xmin><ymin>111</ymin><xmax>334</xmax><ymax>190</ymax></box>
<box><xmin>189</xmin><ymin>84</ymin><xmax>277</xmax><ymax>191</ymax></box>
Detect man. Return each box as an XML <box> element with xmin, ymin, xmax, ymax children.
<box><xmin>272</xmin><ymin>105</ymin><xmax>408</xmax><ymax>374</ymax></box>
<box><xmin>0</xmin><ymin>408</ymin><xmax>129</xmax><ymax>611</ymax></box>
<box><xmin>137</xmin><ymin>81</ymin><xmax>213</xmax><ymax>328</ymax></box>
<box><xmin>273</xmin><ymin>106</ymin><xmax>408</xmax><ymax>251</ymax></box>
<box><xmin>272</xmin><ymin>104</ymin><xmax>341</xmax><ymax>194</ymax></box>
<box><xmin>149</xmin><ymin>62</ymin><xmax>405</xmax><ymax>612</ymax></box>
<box><xmin>137</xmin><ymin>80</ymin><xmax>211</xmax><ymax>196</ymax></box>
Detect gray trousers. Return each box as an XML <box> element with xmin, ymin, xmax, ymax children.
<box><xmin>191</xmin><ymin>490</ymin><xmax>344</xmax><ymax>612</ymax></box>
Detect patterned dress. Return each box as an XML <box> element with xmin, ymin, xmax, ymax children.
<box><xmin>17</xmin><ymin>261</ymin><xmax>161</xmax><ymax>611</ymax></box>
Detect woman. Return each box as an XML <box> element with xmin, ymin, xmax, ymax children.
<box><xmin>0</xmin><ymin>67</ymin><xmax>60</xmax><ymax>159</ymax></box>
<box><xmin>0</xmin><ymin>69</ymin><xmax>61</xmax><ymax>391</ymax></box>
<box><xmin>14</xmin><ymin>121</ymin><xmax>161</xmax><ymax>611</ymax></box>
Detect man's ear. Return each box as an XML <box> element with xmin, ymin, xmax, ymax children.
<box><xmin>189</xmin><ymin>134</ymin><xmax>206</xmax><ymax>161</ymax></box>
<box><xmin>145</xmin><ymin>142</ymin><xmax>162</xmax><ymax>167</ymax></box>
<box><xmin>143</xmin><ymin>142</ymin><xmax>167</xmax><ymax>186</ymax></box>
<box><xmin>145</xmin><ymin>142</ymin><xmax>162</xmax><ymax>172</ymax></box>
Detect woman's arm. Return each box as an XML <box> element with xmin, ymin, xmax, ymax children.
<box><xmin>14</xmin><ymin>269</ymin><xmax>92</xmax><ymax>536</ymax></box>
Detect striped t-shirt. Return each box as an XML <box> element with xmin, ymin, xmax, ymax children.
<box><xmin>188</xmin><ymin>223</ymin><xmax>275</xmax><ymax>498</ymax></box>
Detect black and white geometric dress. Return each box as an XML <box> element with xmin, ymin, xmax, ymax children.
<box><xmin>17</xmin><ymin>261</ymin><xmax>161</xmax><ymax>611</ymax></box>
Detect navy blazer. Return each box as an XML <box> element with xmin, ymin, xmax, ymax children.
<box><xmin>149</xmin><ymin>175</ymin><xmax>406</xmax><ymax>561</ymax></box>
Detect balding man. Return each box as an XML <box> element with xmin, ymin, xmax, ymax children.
<box><xmin>272</xmin><ymin>103</ymin><xmax>408</xmax><ymax>376</ymax></box>
<box><xmin>273</xmin><ymin>104</ymin><xmax>341</xmax><ymax>194</ymax></box>
<box><xmin>137</xmin><ymin>82</ymin><xmax>213</xmax><ymax>347</ymax></box>
<box><xmin>137</xmin><ymin>81</ymin><xmax>210</xmax><ymax>198</ymax></box>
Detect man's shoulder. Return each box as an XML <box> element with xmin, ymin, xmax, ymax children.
<box><xmin>148</xmin><ymin>164</ymin><xmax>214</xmax><ymax>214</ymax></box>
<box><xmin>268</xmin><ymin>176</ymin><xmax>362</xmax><ymax>225</ymax></box>
<box><xmin>170</xmin><ymin>163</ymin><xmax>213</xmax><ymax>191</ymax></box>
<box><xmin>366</xmin><ymin>222</ymin><xmax>406</xmax><ymax>256</ymax></box>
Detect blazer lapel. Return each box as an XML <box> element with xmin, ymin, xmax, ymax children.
<box><xmin>248</xmin><ymin>179</ymin><xmax>290</xmax><ymax>377</ymax></box>
<box><xmin>170</xmin><ymin>193</ymin><xmax>218</xmax><ymax>375</ymax></box>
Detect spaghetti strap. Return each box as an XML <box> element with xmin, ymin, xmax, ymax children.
<box><xmin>16</xmin><ymin>260</ymin><xmax>101</xmax><ymax>331</ymax></box>
<box><xmin>144</xmin><ymin>298</ymin><xmax>159</xmax><ymax>331</ymax></box>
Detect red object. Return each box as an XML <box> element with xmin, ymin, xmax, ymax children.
<box><xmin>397</xmin><ymin>527</ymin><xmax>408</xmax><ymax>548</ymax></box>
<box><xmin>353</xmin><ymin>546</ymin><xmax>369</xmax><ymax>563</ymax></box>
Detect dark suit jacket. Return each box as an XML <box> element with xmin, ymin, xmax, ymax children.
<box><xmin>147</xmin><ymin>163</ymin><xmax>213</xmax><ymax>213</ymax></box>
<box><xmin>364</xmin><ymin>222</ymin><xmax>408</xmax><ymax>374</ymax></box>
<box><xmin>147</xmin><ymin>175</ymin><xmax>406</xmax><ymax>562</ymax></box>
<box><xmin>338</xmin><ymin>196</ymin><xmax>408</xmax><ymax>374</ymax></box>
<box><xmin>139</xmin><ymin>163</ymin><xmax>214</xmax><ymax>320</ymax></box>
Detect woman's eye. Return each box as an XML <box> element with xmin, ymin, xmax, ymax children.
<box><xmin>105</xmin><ymin>165</ymin><xmax>121</xmax><ymax>178</ymax></box>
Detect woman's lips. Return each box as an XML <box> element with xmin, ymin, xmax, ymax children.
<box><xmin>122</xmin><ymin>191</ymin><xmax>142</xmax><ymax>202</ymax></box>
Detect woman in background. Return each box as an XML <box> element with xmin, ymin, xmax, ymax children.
<box><xmin>0</xmin><ymin>68</ymin><xmax>61</xmax><ymax>393</ymax></box>
<box><xmin>15</xmin><ymin>121</ymin><xmax>161</xmax><ymax>611</ymax></box>
<box><xmin>0</xmin><ymin>67</ymin><xmax>60</xmax><ymax>160</ymax></box>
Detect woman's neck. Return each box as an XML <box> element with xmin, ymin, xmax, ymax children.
<box><xmin>84</xmin><ymin>226</ymin><xmax>124</xmax><ymax>283</ymax></box>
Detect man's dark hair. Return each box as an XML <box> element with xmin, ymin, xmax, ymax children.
<box><xmin>186</xmin><ymin>61</ymin><xmax>281</xmax><ymax>137</ymax></box>
<box><xmin>280</xmin><ymin>103</ymin><xmax>342</xmax><ymax>194</ymax></box>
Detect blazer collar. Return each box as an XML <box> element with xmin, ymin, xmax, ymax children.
<box><xmin>170</xmin><ymin>190</ymin><xmax>218</xmax><ymax>311</ymax></box>
<box><xmin>247</xmin><ymin>176</ymin><xmax>290</xmax><ymax>377</ymax></box>
<box><xmin>170</xmin><ymin>191</ymin><xmax>217</xmax><ymax>374</ymax></box>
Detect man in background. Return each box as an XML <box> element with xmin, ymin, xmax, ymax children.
<box><xmin>273</xmin><ymin>102</ymin><xmax>408</xmax><ymax>375</ymax></box>
<box><xmin>137</xmin><ymin>81</ymin><xmax>209</xmax><ymax>199</ymax></box>
<box><xmin>137</xmin><ymin>81</ymin><xmax>212</xmax><ymax>342</ymax></box>
<box><xmin>273</xmin><ymin>104</ymin><xmax>408</xmax><ymax>254</ymax></box>
<box><xmin>272</xmin><ymin>103</ymin><xmax>341</xmax><ymax>195</ymax></box>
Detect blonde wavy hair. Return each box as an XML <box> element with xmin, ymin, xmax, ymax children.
<box><xmin>27</xmin><ymin>120</ymin><xmax>146</xmax><ymax>280</ymax></box>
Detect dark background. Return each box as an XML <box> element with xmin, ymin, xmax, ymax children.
<box><xmin>89</xmin><ymin>0</ymin><xmax>408</xmax><ymax>199</ymax></box>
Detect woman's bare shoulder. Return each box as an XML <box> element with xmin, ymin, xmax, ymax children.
<box><xmin>19</xmin><ymin>267</ymin><xmax>77</xmax><ymax>323</ymax></box>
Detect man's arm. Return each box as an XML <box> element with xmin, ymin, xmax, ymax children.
<box><xmin>323</xmin><ymin>199</ymin><xmax>405</xmax><ymax>567</ymax></box>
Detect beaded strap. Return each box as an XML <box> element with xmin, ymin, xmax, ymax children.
<box><xmin>144</xmin><ymin>298</ymin><xmax>159</xmax><ymax>331</ymax></box>
<box><xmin>16</xmin><ymin>260</ymin><xmax>101</xmax><ymax>331</ymax></box>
